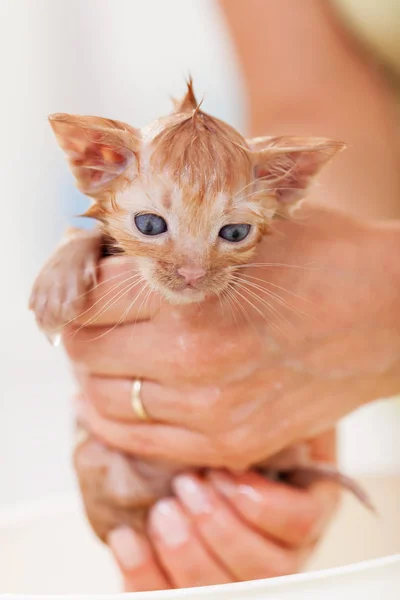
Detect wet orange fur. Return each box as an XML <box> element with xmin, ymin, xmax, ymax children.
<box><xmin>49</xmin><ymin>80</ymin><xmax>344</xmax><ymax>304</ymax></box>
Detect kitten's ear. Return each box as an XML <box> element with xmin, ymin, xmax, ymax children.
<box><xmin>247</xmin><ymin>136</ymin><xmax>345</xmax><ymax>206</ymax></box>
<box><xmin>48</xmin><ymin>114</ymin><xmax>140</xmax><ymax>196</ymax></box>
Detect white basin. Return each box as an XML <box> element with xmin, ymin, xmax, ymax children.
<box><xmin>0</xmin><ymin>476</ymin><xmax>399</xmax><ymax>599</ymax></box>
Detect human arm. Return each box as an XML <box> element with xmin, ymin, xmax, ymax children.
<box><xmin>218</xmin><ymin>0</ymin><xmax>400</xmax><ymax>219</ymax></box>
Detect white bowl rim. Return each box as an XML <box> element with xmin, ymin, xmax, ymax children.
<box><xmin>1</xmin><ymin>495</ymin><xmax>399</xmax><ymax>599</ymax></box>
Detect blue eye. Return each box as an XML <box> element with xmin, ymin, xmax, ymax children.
<box><xmin>219</xmin><ymin>224</ymin><xmax>251</xmax><ymax>242</ymax></box>
<box><xmin>135</xmin><ymin>213</ymin><xmax>167</xmax><ymax>236</ymax></box>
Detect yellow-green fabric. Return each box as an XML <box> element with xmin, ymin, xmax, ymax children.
<box><xmin>333</xmin><ymin>0</ymin><xmax>400</xmax><ymax>77</ymax></box>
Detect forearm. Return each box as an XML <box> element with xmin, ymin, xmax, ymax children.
<box><xmin>219</xmin><ymin>0</ymin><xmax>400</xmax><ymax>218</ymax></box>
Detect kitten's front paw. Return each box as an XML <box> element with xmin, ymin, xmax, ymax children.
<box><xmin>29</xmin><ymin>230</ymin><xmax>101</xmax><ymax>334</ymax></box>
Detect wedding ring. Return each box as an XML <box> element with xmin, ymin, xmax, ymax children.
<box><xmin>130</xmin><ymin>378</ymin><xmax>150</xmax><ymax>421</ymax></box>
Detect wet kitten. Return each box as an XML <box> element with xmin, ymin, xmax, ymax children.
<box><xmin>29</xmin><ymin>80</ymin><xmax>373</xmax><ymax>543</ymax></box>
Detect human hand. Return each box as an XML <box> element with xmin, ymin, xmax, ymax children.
<box><xmin>67</xmin><ymin>205</ymin><xmax>400</xmax><ymax>469</ymax></box>
<box><xmin>106</xmin><ymin>431</ymin><xmax>339</xmax><ymax>591</ymax></box>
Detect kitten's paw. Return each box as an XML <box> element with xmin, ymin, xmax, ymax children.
<box><xmin>29</xmin><ymin>229</ymin><xmax>102</xmax><ymax>334</ymax></box>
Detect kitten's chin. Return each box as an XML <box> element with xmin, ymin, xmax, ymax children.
<box><xmin>161</xmin><ymin>287</ymin><xmax>206</xmax><ymax>305</ymax></box>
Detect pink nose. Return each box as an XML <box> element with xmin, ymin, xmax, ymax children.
<box><xmin>177</xmin><ymin>266</ymin><xmax>206</xmax><ymax>284</ymax></box>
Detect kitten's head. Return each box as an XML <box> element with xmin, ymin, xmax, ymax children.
<box><xmin>49</xmin><ymin>80</ymin><xmax>344</xmax><ymax>304</ymax></box>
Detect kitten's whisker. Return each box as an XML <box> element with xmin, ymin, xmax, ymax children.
<box><xmin>217</xmin><ymin>291</ymin><xmax>226</xmax><ymax>320</ymax></box>
<box><xmin>233</xmin><ymin>171</ymin><xmax>302</xmax><ymax>200</ymax></box>
<box><xmin>130</xmin><ymin>282</ymin><xmax>154</xmax><ymax>335</ymax></box>
<box><xmin>232</xmin><ymin>281</ymin><xmax>292</xmax><ymax>335</ymax></box>
<box><xmin>121</xmin><ymin>281</ymin><xmax>150</xmax><ymax>328</ymax></box>
<box><xmin>237</xmin><ymin>272</ymin><xmax>318</xmax><ymax>309</ymax></box>
<box><xmin>236</xmin><ymin>262</ymin><xmax>323</xmax><ymax>271</ymax></box>
<box><xmin>58</xmin><ymin>273</ymin><xmax>142</xmax><ymax>332</ymax></box>
<box><xmin>233</xmin><ymin>278</ymin><xmax>311</xmax><ymax>334</ymax></box>
<box><xmin>221</xmin><ymin>287</ymin><xmax>239</xmax><ymax>328</ymax></box>
<box><xmin>234</xmin><ymin>276</ymin><xmax>303</xmax><ymax>317</ymax></box>
<box><xmin>230</xmin><ymin>284</ymin><xmax>285</xmax><ymax>339</ymax></box>
<box><xmin>226</xmin><ymin>284</ymin><xmax>251</xmax><ymax>325</ymax></box>
<box><xmin>87</xmin><ymin>282</ymin><xmax>148</xmax><ymax>341</ymax></box>
<box><xmin>72</xmin><ymin>277</ymin><xmax>144</xmax><ymax>334</ymax></box>
<box><xmin>141</xmin><ymin>286</ymin><xmax>154</xmax><ymax>320</ymax></box>
<box><xmin>73</xmin><ymin>267</ymin><xmax>139</xmax><ymax>301</ymax></box>
<box><xmin>236</xmin><ymin>185</ymin><xmax>300</xmax><ymax>203</ymax></box>
<box><xmin>232</xmin><ymin>174</ymin><xmax>279</xmax><ymax>199</ymax></box>
<box><xmin>233</xmin><ymin>275</ymin><xmax>314</xmax><ymax>320</ymax></box>
<box><xmin>227</xmin><ymin>285</ymin><xmax>258</xmax><ymax>335</ymax></box>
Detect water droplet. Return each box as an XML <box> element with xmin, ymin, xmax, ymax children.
<box><xmin>46</xmin><ymin>331</ymin><xmax>62</xmax><ymax>347</ymax></box>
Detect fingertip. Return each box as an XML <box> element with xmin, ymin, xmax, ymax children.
<box><xmin>149</xmin><ymin>498</ymin><xmax>191</xmax><ymax>548</ymax></box>
<box><xmin>108</xmin><ymin>526</ymin><xmax>149</xmax><ymax>571</ymax></box>
<box><xmin>108</xmin><ymin>526</ymin><xmax>171</xmax><ymax>592</ymax></box>
<box><xmin>173</xmin><ymin>474</ymin><xmax>213</xmax><ymax>516</ymax></box>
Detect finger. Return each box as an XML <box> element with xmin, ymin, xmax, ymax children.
<box><xmin>64</xmin><ymin>318</ymin><xmax>175</xmax><ymax>381</ymax></box>
<box><xmin>74</xmin><ymin>395</ymin><xmax>219</xmax><ymax>466</ymax></box>
<box><xmin>108</xmin><ymin>526</ymin><xmax>171</xmax><ymax>592</ymax></box>
<box><xmin>63</xmin><ymin>321</ymin><xmax>222</xmax><ymax>386</ymax></box>
<box><xmin>63</xmin><ymin>313</ymin><xmax>248</xmax><ymax>385</ymax></box>
<box><xmin>76</xmin><ymin>371</ymin><xmax>219</xmax><ymax>430</ymax></box>
<box><xmin>74</xmin><ymin>256</ymin><xmax>164</xmax><ymax>326</ymax></box>
<box><xmin>173</xmin><ymin>474</ymin><xmax>296</xmax><ymax>580</ymax></box>
<box><xmin>208</xmin><ymin>470</ymin><xmax>329</xmax><ymax>548</ymax></box>
<box><xmin>148</xmin><ymin>499</ymin><xmax>232</xmax><ymax>588</ymax></box>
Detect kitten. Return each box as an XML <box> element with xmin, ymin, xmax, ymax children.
<box><xmin>29</xmin><ymin>80</ymin><xmax>373</xmax><ymax>543</ymax></box>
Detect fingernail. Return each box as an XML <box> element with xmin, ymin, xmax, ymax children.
<box><xmin>108</xmin><ymin>526</ymin><xmax>146</xmax><ymax>570</ymax></box>
<box><xmin>45</xmin><ymin>331</ymin><xmax>62</xmax><ymax>347</ymax></box>
<box><xmin>211</xmin><ymin>471</ymin><xmax>263</xmax><ymax>503</ymax></box>
<box><xmin>150</xmin><ymin>499</ymin><xmax>190</xmax><ymax>547</ymax></box>
<box><xmin>209</xmin><ymin>471</ymin><xmax>238</xmax><ymax>498</ymax></box>
<box><xmin>173</xmin><ymin>475</ymin><xmax>212</xmax><ymax>515</ymax></box>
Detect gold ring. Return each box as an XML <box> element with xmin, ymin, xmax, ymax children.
<box><xmin>130</xmin><ymin>378</ymin><xmax>150</xmax><ymax>421</ymax></box>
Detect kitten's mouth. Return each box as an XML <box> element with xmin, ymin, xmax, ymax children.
<box><xmin>147</xmin><ymin>265</ymin><xmax>234</xmax><ymax>305</ymax></box>
<box><xmin>161</xmin><ymin>286</ymin><xmax>207</xmax><ymax>305</ymax></box>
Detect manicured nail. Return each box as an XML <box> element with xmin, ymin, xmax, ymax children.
<box><xmin>210</xmin><ymin>471</ymin><xmax>263</xmax><ymax>503</ymax></box>
<box><xmin>46</xmin><ymin>331</ymin><xmax>61</xmax><ymax>347</ymax></box>
<box><xmin>209</xmin><ymin>471</ymin><xmax>238</xmax><ymax>498</ymax></box>
<box><xmin>108</xmin><ymin>526</ymin><xmax>146</xmax><ymax>570</ymax></box>
<box><xmin>173</xmin><ymin>475</ymin><xmax>212</xmax><ymax>515</ymax></box>
<box><xmin>150</xmin><ymin>499</ymin><xmax>190</xmax><ymax>547</ymax></box>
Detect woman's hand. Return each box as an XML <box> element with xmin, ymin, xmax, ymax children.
<box><xmin>106</xmin><ymin>431</ymin><xmax>339</xmax><ymax>591</ymax></box>
<box><xmin>66</xmin><ymin>206</ymin><xmax>400</xmax><ymax>469</ymax></box>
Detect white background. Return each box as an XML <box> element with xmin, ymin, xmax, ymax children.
<box><xmin>0</xmin><ymin>0</ymin><xmax>399</xmax><ymax>509</ymax></box>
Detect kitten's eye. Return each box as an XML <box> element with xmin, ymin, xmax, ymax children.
<box><xmin>219</xmin><ymin>223</ymin><xmax>251</xmax><ymax>242</ymax></box>
<box><xmin>134</xmin><ymin>213</ymin><xmax>167</xmax><ymax>236</ymax></box>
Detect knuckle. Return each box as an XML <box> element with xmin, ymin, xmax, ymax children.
<box><xmin>213</xmin><ymin>427</ymin><xmax>255</xmax><ymax>470</ymax></box>
<box><xmin>210</xmin><ymin>429</ymin><xmax>249</xmax><ymax>469</ymax></box>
